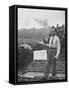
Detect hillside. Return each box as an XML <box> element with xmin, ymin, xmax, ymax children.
<box><xmin>18</xmin><ymin>28</ymin><xmax>51</xmax><ymax>41</ymax></box>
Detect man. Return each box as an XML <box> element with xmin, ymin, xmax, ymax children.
<box><xmin>44</xmin><ymin>28</ymin><xmax>61</xmax><ymax>79</ymax></box>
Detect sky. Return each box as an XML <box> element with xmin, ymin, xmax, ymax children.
<box><xmin>18</xmin><ymin>8</ymin><xmax>65</xmax><ymax>30</ymax></box>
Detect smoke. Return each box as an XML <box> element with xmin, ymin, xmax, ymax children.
<box><xmin>34</xmin><ymin>18</ymin><xmax>48</xmax><ymax>28</ymax></box>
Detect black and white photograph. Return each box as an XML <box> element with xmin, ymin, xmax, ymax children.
<box><xmin>16</xmin><ymin>6</ymin><xmax>67</xmax><ymax>83</ymax></box>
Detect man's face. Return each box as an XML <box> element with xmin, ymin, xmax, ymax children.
<box><xmin>50</xmin><ymin>29</ymin><xmax>56</xmax><ymax>36</ymax></box>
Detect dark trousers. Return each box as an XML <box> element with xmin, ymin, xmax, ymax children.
<box><xmin>45</xmin><ymin>48</ymin><xmax>57</xmax><ymax>78</ymax></box>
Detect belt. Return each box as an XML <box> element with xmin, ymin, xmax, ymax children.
<box><xmin>49</xmin><ymin>47</ymin><xmax>56</xmax><ymax>49</ymax></box>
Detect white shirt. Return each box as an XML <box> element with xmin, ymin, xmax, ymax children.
<box><xmin>49</xmin><ymin>35</ymin><xmax>61</xmax><ymax>57</ymax></box>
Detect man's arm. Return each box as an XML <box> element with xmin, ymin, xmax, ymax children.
<box><xmin>55</xmin><ymin>37</ymin><xmax>61</xmax><ymax>59</ymax></box>
<box><xmin>43</xmin><ymin>36</ymin><xmax>52</xmax><ymax>47</ymax></box>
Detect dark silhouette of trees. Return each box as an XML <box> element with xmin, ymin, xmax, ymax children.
<box><xmin>55</xmin><ymin>24</ymin><xmax>65</xmax><ymax>49</ymax></box>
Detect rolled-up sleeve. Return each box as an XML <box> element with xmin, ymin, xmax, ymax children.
<box><xmin>56</xmin><ymin>37</ymin><xmax>61</xmax><ymax>57</ymax></box>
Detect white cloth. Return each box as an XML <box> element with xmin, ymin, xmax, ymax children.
<box><xmin>33</xmin><ymin>50</ymin><xmax>47</xmax><ymax>60</ymax></box>
<box><xmin>20</xmin><ymin>43</ymin><xmax>32</xmax><ymax>50</ymax></box>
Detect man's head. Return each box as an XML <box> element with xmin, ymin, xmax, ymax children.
<box><xmin>50</xmin><ymin>28</ymin><xmax>56</xmax><ymax>36</ymax></box>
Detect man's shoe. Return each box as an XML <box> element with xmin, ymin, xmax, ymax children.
<box><xmin>52</xmin><ymin>76</ymin><xmax>57</xmax><ymax>80</ymax></box>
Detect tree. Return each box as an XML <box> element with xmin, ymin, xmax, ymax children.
<box><xmin>55</xmin><ymin>24</ymin><xmax>65</xmax><ymax>53</ymax></box>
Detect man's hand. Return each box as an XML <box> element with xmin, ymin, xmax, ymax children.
<box><xmin>54</xmin><ymin>55</ymin><xmax>58</xmax><ymax>59</ymax></box>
